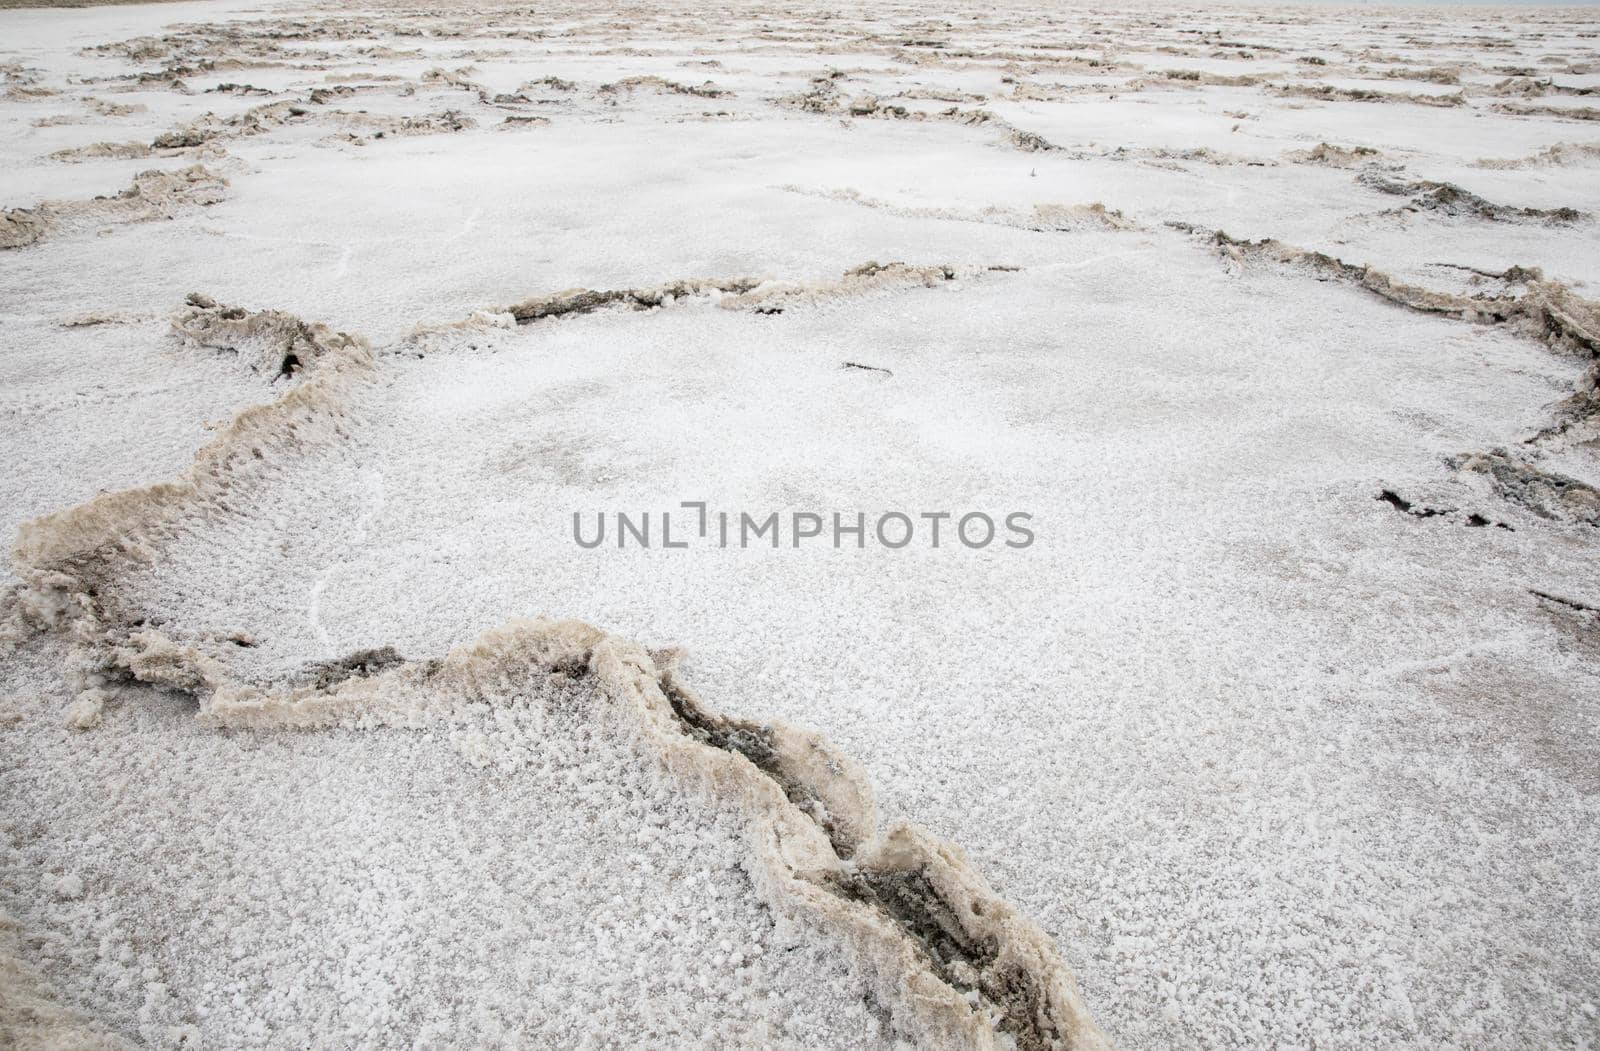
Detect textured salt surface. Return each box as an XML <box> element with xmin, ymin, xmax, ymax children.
<box><xmin>3</xmin><ymin>0</ymin><xmax>1599</xmax><ymax>1048</ymax></box>
<box><xmin>1</xmin><ymin>641</ymin><xmax>894</xmax><ymax>1050</ymax></box>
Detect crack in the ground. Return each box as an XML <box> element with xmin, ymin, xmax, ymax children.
<box><xmin>1531</xmin><ymin>589</ymin><xmax>1600</xmax><ymax>615</ymax></box>
<box><xmin>1268</xmin><ymin>82</ymin><xmax>1466</xmax><ymax>107</ymax></box>
<box><xmin>0</xmin><ymin>166</ymin><xmax>228</xmax><ymax>250</ymax></box>
<box><xmin>1170</xmin><ymin>224</ymin><xmax>1600</xmax><ymax>359</ymax></box>
<box><xmin>784</xmin><ymin>185</ymin><xmax>1135</xmax><ymax>232</ymax></box>
<box><xmin>1171</xmin><ymin>225</ymin><xmax>1600</xmax><ymax>451</ymax></box>
<box><xmin>1450</xmin><ymin>451</ymin><xmax>1600</xmax><ymax>527</ymax></box>
<box><xmin>1356</xmin><ymin>171</ymin><xmax>1588</xmax><ymax>224</ymax></box>
<box><xmin>304</xmin><ymin>645</ymin><xmax>415</xmax><ymax>689</ymax></box>
<box><xmin>599</xmin><ymin>74</ymin><xmax>732</xmax><ymax>99</ymax></box>
<box><xmin>493</xmin><ymin>262</ymin><xmax>992</xmax><ymax>327</ymax></box>
<box><xmin>172</xmin><ymin>293</ymin><xmax>364</xmax><ymax>381</ymax></box>
<box><xmin>1286</xmin><ymin>143</ymin><xmax>1383</xmax><ymax>168</ymax></box>
<box><xmin>1377</xmin><ymin>489</ymin><xmax>1513</xmax><ymax>529</ymax></box>
<box><xmin>779</xmin><ymin>75</ymin><xmax>1062</xmax><ymax>152</ymax></box>
<box><xmin>1473</xmin><ymin>142</ymin><xmax>1600</xmax><ymax>170</ymax></box>
<box><xmin>1378</xmin><ymin>490</ymin><xmax>1452</xmax><ymax>518</ymax></box>
<box><xmin>1492</xmin><ymin>102</ymin><xmax>1600</xmax><ymax>121</ymax></box>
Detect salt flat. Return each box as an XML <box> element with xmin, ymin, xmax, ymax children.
<box><xmin>1</xmin><ymin>1</ymin><xmax>1598</xmax><ymax>1048</ymax></box>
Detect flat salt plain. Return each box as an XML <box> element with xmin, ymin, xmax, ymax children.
<box><xmin>2</xmin><ymin>0</ymin><xmax>1599</xmax><ymax>1048</ymax></box>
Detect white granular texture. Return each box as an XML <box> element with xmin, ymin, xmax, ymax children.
<box><xmin>2</xmin><ymin>0</ymin><xmax>1599</xmax><ymax>1048</ymax></box>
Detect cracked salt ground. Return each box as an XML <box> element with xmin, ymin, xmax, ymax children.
<box><xmin>13</xmin><ymin>245</ymin><xmax>1600</xmax><ymax>1046</ymax></box>
<box><xmin>4</xmin><ymin>0</ymin><xmax>1600</xmax><ymax>1047</ymax></box>
<box><xmin>0</xmin><ymin>642</ymin><xmax>897</xmax><ymax>1050</ymax></box>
